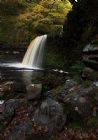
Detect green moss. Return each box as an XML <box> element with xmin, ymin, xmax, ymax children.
<box><xmin>87</xmin><ymin>115</ymin><xmax>98</xmax><ymax>128</ymax></box>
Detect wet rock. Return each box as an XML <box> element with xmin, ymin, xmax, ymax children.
<box><xmin>0</xmin><ymin>100</ymin><xmax>5</xmax><ymax>119</ymax></box>
<box><xmin>63</xmin><ymin>79</ymin><xmax>78</xmax><ymax>91</ymax></box>
<box><xmin>12</xmin><ymin>81</ymin><xmax>26</xmax><ymax>93</ymax></box>
<box><xmin>83</xmin><ymin>43</ymin><xmax>98</xmax><ymax>53</ymax></box>
<box><xmin>0</xmin><ymin>99</ymin><xmax>26</xmax><ymax>122</ymax></box>
<box><xmin>58</xmin><ymin>79</ymin><xmax>78</xmax><ymax>98</ymax></box>
<box><xmin>83</xmin><ymin>43</ymin><xmax>98</xmax><ymax>70</ymax></box>
<box><xmin>0</xmin><ymin>81</ymin><xmax>26</xmax><ymax>98</ymax></box>
<box><xmin>0</xmin><ymin>81</ymin><xmax>14</xmax><ymax>93</ymax></box>
<box><xmin>32</xmin><ymin>97</ymin><xmax>66</xmax><ymax>134</ymax></box>
<box><xmin>0</xmin><ymin>97</ymin><xmax>66</xmax><ymax>139</ymax></box>
<box><xmin>3</xmin><ymin>101</ymin><xmax>15</xmax><ymax>121</ymax></box>
<box><xmin>58</xmin><ymin>80</ymin><xmax>98</xmax><ymax>119</ymax></box>
<box><xmin>26</xmin><ymin>83</ymin><xmax>42</xmax><ymax>100</ymax></box>
<box><xmin>82</xmin><ymin>67</ymin><xmax>98</xmax><ymax>80</ymax></box>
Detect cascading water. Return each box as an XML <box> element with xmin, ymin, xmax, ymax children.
<box><xmin>22</xmin><ymin>35</ymin><xmax>47</xmax><ymax>69</ymax></box>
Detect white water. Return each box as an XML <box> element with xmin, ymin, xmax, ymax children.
<box><xmin>22</xmin><ymin>35</ymin><xmax>47</xmax><ymax>69</ymax></box>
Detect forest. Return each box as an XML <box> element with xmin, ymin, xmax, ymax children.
<box><xmin>0</xmin><ymin>0</ymin><xmax>71</xmax><ymax>46</ymax></box>
<box><xmin>0</xmin><ymin>0</ymin><xmax>98</xmax><ymax>140</ymax></box>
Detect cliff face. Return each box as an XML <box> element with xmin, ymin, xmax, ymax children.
<box><xmin>63</xmin><ymin>0</ymin><xmax>98</xmax><ymax>47</ymax></box>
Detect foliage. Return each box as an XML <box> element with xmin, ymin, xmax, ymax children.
<box><xmin>0</xmin><ymin>0</ymin><xmax>71</xmax><ymax>47</ymax></box>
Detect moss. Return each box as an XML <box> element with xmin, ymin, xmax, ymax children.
<box><xmin>86</xmin><ymin>111</ymin><xmax>98</xmax><ymax>127</ymax></box>
<box><xmin>82</xmin><ymin>80</ymin><xmax>92</xmax><ymax>88</ymax></box>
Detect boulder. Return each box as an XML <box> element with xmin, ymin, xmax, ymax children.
<box><xmin>32</xmin><ymin>97</ymin><xmax>66</xmax><ymax>134</ymax></box>
<box><xmin>26</xmin><ymin>83</ymin><xmax>42</xmax><ymax>100</ymax></box>
<box><xmin>83</xmin><ymin>43</ymin><xmax>98</xmax><ymax>70</ymax></box>
<box><xmin>58</xmin><ymin>79</ymin><xmax>98</xmax><ymax>119</ymax></box>
<box><xmin>0</xmin><ymin>99</ymin><xmax>26</xmax><ymax>122</ymax></box>
<box><xmin>0</xmin><ymin>81</ymin><xmax>26</xmax><ymax>98</ymax></box>
<box><xmin>0</xmin><ymin>81</ymin><xmax>14</xmax><ymax>93</ymax></box>
<box><xmin>0</xmin><ymin>97</ymin><xmax>66</xmax><ymax>139</ymax></box>
<box><xmin>82</xmin><ymin>67</ymin><xmax>98</xmax><ymax>80</ymax></box>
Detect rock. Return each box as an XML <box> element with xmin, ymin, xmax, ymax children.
<box><xmin>26</xmin><ymin>83</ymin><xmax>42</xmax><ymax>100</ymax></box>
<box><xmin>32</xmin><ymin>97</ymin><xmax>66</xmax><ymax>134</ymax></box>
<box><xmin>0</xmin><ymin>100</ymin><xmax>5</xmax><ymax>119</ymax></box>
<box><xmin>0</xmin><ymin>81</ymin><xmax>26</xmax><ymax>98</ymax></box>
<box><xmin>59</xmin><ymin>79</ymin><xmax>78</xmax><ymax>97</ymax></box>
<box><xmin>64</xmin><ymin>79</ymin><xmax>78</xmax><ymax>90</ymax></box>
<box><xmin>58</xmin><ymin>80</ymin><xmax>98</xmax><ymax>119</ymax></box>
<box><xmin>0</xmin><ymin>97</ymin><xmax>66</xmax><ymax>139</ymax></box>
<box><xmin>0</xmin><ymin>81</ymin><xmax>14</xmax><ymax>93</ymax></box>
<box><xmin>11</xmin><ymin>81</ymin><xmax>26</xmax><ymax>93</ymax></box>
<box><xmin>3</xmin><ymin>100</ymin><xmax>15</xmax><ymax>120</ymax></box>
<box><xmin>83</xmin><ymin>43</ymin><xmax>98</xmax><ymax>70</ymax></box>
<box><xmin>82</xmin><ymin>67</ymin><xmax>98</xmax><ymax>80</ymax></box>
<box><xmin>0</xmin><ymin>99</ymin><xmax>26</xmax><ymax>122</ymax></box>
<box><xmin>83</xmin><ymin>44</ymin><xmax>98</xmax><ymax>53</ymax></box>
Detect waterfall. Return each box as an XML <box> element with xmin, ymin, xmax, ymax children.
<box><xmin>22</xmin><ymin>35</ymin><xmax>47</xmax><ymax>69</ymax></box>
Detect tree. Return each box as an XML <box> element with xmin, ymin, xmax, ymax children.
<box><xmin>0</xmin><ymin>0</ymin><xmax>71</xmax><ymax>46</ymax></box>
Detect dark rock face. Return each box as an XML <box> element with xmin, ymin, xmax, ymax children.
<box><xmin>0</xmin><ymin>97</ymin><xmax>66</xmax><ymax>139</ymax></box>
<box><xmin>58</xmin><ymin>79</ymin><xmax>98</xmax><ymax>119</ymax></box>
<box><xmin>83</xmin><ymin>43</ymin><xmax>98</xmax><ymax>70</ymax></box>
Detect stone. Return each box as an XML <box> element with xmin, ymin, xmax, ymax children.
<box><xmin>0</xmin><ymin>100</ymin><xmax>5</xmax><ymax>119</ymax></box>
<box><xmin>11</xmin><ymin>81</ymin><xmax>26</xmax><ymax>93</ymax></box>
<box><xmin>0</xmin><ymin>81</ymin><xmax>14</xmax><ymax>93</ymax></box>
<box><xmin>58</xmin><ymin>79</ymin><xmax>98</xmax><ymax>119</ymax></box>
<box><xmin>32</xmin><ymin>97</ymin><xmax>66</xmax><ymax>134</ymax></box>
<box><xmin>0</xmin><ymin>81</ymin><xmax>26</xmax><ymax>98</ymax></box>
<box><xmin>82</xmin><ymin>67</ymin><xmax>98</xmax><ymax>80</ymax></box>
<box><xmin>59</xmin><ymin>79</ymin><xmax>78</xmax><ymax>96</ymax></box>
<box><xmin>0</xmin><ymin>99</ymin><xmax>26</xmax><ymax>122</ymax></box>
<box><xmin>83</xmin><ymin>44</ymin><xmax>98</xmax><ymax>53</ymax></box>
<box><xmin>83</xmin><ymin>43</ymin><xmax>98</xmax><ymax>70</ymax></box>
<box><xmin>0</xmin><ymin>97</ymin><xmax>66</xmax><ymax>138</ymax></box>
<box><xmin>26</xmin><ymin>83</ymin><xmax>42</xmax><ymax>100</ymax></box>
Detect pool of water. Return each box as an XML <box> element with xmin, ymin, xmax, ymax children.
<box><xmin>0</xmin><ymin>47</ymin><xmax>68</xmax><ymax>100</ymax></box>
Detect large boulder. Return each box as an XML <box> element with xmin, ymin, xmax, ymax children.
<box><xmin>0</xmin><ymin>96</ymin><xmax>66</xmax><ymax>139</ymax></box>
<box><xmin>58</xmin><ymin>79</ymin><xmax>98</xmax><ymax>120</ymax></box>
<box><xmin>32</xmin><ymin>97</ymin><xmax>66</xmax><ymax>134</ymax></box>
<box><xmin>26</xmin><ymin>83</ymin><xmax>42</xmax><ymax>100</ymax></box>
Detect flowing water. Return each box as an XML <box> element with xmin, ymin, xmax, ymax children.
<box><xmin>0</xmin><ymin>36</ymin><xmax>67</xmax><ymax>100</ymax></box>
<box><xmin>22</xmin><ymin>35</ymin><xmax>47</xmax><ymax>69</ymax></box>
